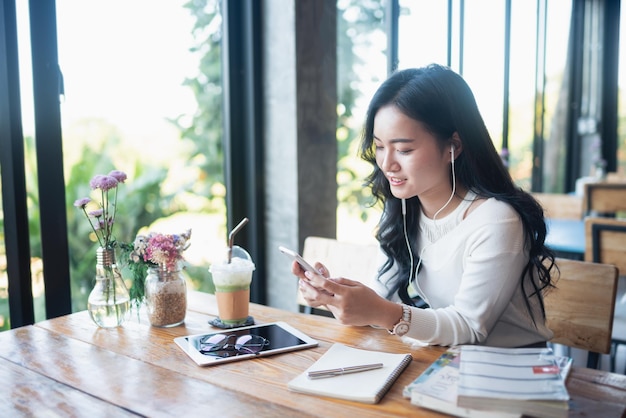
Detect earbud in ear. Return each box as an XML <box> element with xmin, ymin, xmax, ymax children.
<box><xmin>450</xmin><ymin>145</ymin><xmax>455</xmax><ymax>160</ymax></box>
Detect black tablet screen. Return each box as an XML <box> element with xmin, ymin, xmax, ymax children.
<box><xmin>186</xmin><ymin>324</ymin><xmax>308</xmax><ymax>358</ymax></box>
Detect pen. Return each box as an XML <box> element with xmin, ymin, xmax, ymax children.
<box><xmin>306</xmin><ymin>363</ymin><xmax>384</xmax><ymax>379</ymax></box>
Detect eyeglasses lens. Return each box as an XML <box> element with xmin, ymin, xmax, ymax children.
<box><xmin>200</xmin><ymin>334</ymin><xmax>229</xmax><ymax>352</ymax></box>
<box><xmin>234</xmin><ymin>335</ymin><xmax>267</xmax><ymax>354</ymax></box>
<box><xmin>199</xmin><ymin>334</ymin><xmax>268</xmax><ymax>355</ymax></box>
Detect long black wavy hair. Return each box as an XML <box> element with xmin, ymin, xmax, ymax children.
<box><xmin>359</xmin><ymin>64</ymin><xmax>556</xmax><ymax>323</ymax></box>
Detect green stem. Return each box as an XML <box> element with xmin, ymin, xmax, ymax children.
<box><xmin>83</xmin><ymin>207</ymin><xmax>104</xmax><ymax>247</ymax></box>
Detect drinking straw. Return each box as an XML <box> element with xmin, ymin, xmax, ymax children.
<box><xmin>228</xmin><ymin>217</ymin><xmax>249</xmax><ymax>263</ymax></box>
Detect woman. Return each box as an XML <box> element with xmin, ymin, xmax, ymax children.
<box><xmin>295</xmin><ymin>64</ymin><xmax>556</xmax><ymax>348</ymax></box>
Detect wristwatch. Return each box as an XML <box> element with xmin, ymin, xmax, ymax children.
<box><xmin>389</xmin><ymin>304</ymin><xmax>411</xmax><ymax>336</ymax></box>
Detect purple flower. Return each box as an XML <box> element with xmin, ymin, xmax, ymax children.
<box><xmin>89</xmin><ymin>174</ymin><xmax>118</xmax><ymax>191</ymax></box>
<box><xmin>88</xmin><ymin>209</ymin><xmax>103</xmax><ymax>217</ymax></box>
<box><xmin>76</xmin><ymin>168</ymin><xmax>127</xmax><ymax>248</ymax></box>
<box><xmin>89</xmin><ymin>175</ymin><xmax>104</xmax><ymax>190</ymax></box>
<box><xmin>108</xmin><ymin>170</ymin><xmax>127</xmax><ymax>183</ymax></box>
<box><xmin>74</xmin><ymin>197</ymin><xmax>91</xmax><ymax>208</ymax></box>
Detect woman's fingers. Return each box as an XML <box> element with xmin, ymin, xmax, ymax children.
<box><xmin>314</xmin><ymin>262</ymin><xmax>330</xmax><ymax>278</ymax></box>
<box><xmin>299</xmin><ymin>279</ymin><xmax>334</xmax><ymax>306</ymax></box>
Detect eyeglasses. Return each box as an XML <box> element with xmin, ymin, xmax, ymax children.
<box><xmin>198</xmin><ymin>333</ymin><xmax>270</xmax><ymax>356</ymax></box>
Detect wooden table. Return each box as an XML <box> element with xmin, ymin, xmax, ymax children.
<box><xmin>1</xmin><ymin>291</ymin><xmax>625</xmax><ymax>417</ymax></box>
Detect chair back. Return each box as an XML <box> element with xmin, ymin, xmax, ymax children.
<box><xmin>544</xmin><ymin>258</ymin><xmax>618</xmax><ymax>365</ymax></box>
<box><xmin>584</xmin><ymin>217</ymin><xmax>626</xmax><ymax>275</ymax></box>
<box><xmin>532</xmin><ymin>192</ymin><xmax>583</xmax><ymax>220</ymax></box>
<box><xmin>606</xmin><ymin>172</ymin><xmax>626</xmax><ymax>183</ymax></box>
<box><xmin>583</xmin><ymin>182</ymin><xmax>626</xmax><ymax>216</ymax></box>
<box><xmin>297</xmin><ymin>237</ymin><xmax>379</xmax><ymax>312</ymax></box>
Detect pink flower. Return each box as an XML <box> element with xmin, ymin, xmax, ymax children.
<box><xmin>137</xmin><ymin>230</ymin><xmax>192</xmax><ymax>271</ymax></box>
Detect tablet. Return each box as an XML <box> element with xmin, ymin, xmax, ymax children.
<box><xmin>174</xmin><ymin>321</ymin><xmax>318</xmax><ymax>366</ymax></box>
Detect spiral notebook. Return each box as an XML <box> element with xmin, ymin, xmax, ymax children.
<box><xmin>287</xmin><ymin>343</ymin><xmax>412</xmax><ymax>404</ymax></box>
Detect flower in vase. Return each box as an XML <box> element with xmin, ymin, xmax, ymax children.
<box><xmin>120</xmin><ymin>229</ymin><xmax>191</xmax><ymax>308</ymax></box>
<box><xmin>74</xmin><ymin>170</ymin><xmax>127</xmax><ymax>249</ymax></box>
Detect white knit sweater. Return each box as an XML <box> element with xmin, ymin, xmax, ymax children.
<box><xmin>372</xmin><ymin>192</ymin><xmax>554</xmax><ymax>347</ymax></box>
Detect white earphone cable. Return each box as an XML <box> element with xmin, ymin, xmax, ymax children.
<box><xmin>432</xmin><ymin>145</ymin><xmax>456</xmax><ymax>225</ymax></box>
<box><xmin>404</xmin><ymin>145</ymin><xmax>457</xmax><ymax>299</ymax></box>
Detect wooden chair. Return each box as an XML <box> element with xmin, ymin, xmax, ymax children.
<box><xmin>544</xmin><ymin>258</ymin><xmax>619</xmax><ymax>368</ymax></box>
<box><xmin>584</xmin><ymin>217</ymin><xmax>626</xmax><ymax>274</ymax></box>
<box><xmin>584</xmin><ymin>216</ymin><xmax>626</xmax><ymax>372</ymax></box>
<box><xmin>606</xmin><ymin>172</ymin><xmax>626</xmax><ymax>183</ymax></box>
<box><xmin>532</xmin><ymin>192</ymin><xmax>584</xmax><ymax>220</ymax></box>
<box><xmin>583</xmin><ymin>182</ymin><xmax>626</xmax><ymax>217</ymax></box>
<box><xmin>297</xmin><ymin>236</ymin><xmax>379</xmax><ymax>315</ymax></box>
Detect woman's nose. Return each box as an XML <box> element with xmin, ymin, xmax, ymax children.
<box><xmin>378</xmin><ymin>150</ymin><xmax>397</xmax><ymax>172</ymax></box>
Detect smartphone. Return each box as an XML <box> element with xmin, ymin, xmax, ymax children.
<box><xmin>278</xmin><ymin>246</ymin><xmax>321</xmax><ymax>276</ymax></box>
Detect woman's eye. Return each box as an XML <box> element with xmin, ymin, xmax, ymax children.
<box><xmin>397</xmin><ymin>149</ymin><xmax>412</xmax><ymax>155</ymax></box>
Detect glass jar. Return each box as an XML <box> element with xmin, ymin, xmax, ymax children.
<box><xmin>144</xmin><ymin>265</ymin><xmax>187</xmax><ymax>327</ymax></box>
<box><xmin>88</xmin><ymin>246</ymin><xmax>131</xmax><ymax>328</ymax></box>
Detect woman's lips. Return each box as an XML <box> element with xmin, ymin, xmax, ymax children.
<box><xmin>388</xmin><ymin>176</ymin><xmax>406</xmax><ymax>186</ymax></box>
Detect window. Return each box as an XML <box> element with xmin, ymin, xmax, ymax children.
<box><xmin>54</xmin><ymin>0</ymin><xmax>226</xmax><ymax>309</ymax></box>
<box><xmin>397</xmin><ymin>0</ymin><xmax>571</xmax><ymax>191</ymax></box>
<box><xmin>1</xmin><ymin>0</ymin><xmax>225</xmax><ymax>328</ymax></box>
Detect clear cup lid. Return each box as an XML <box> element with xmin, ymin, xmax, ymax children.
<box><xmin>209</xmin><ymin>245</ymin><xmax>255</xmax><ymax>273</ymax></box>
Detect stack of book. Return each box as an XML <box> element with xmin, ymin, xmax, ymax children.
<box><xmin>404</xmin><ymin>345</ymin><xmax>572</xmax><ymax>418</ymax></box>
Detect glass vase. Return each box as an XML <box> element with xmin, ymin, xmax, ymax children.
<box><xmin>88</xmin><ymin>246</ymin><xmax>131</xmax><ymax>328</ymax></box>
<box><xmin>145</xmin><ymin>265</ymin><xmax>187</xmax><ymax>327</ymax></box>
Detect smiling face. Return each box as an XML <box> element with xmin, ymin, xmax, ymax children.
<box><xmin>373</xmin><ymin>105</ymin><xmax>453</xmax><ymax>205</ymax></box>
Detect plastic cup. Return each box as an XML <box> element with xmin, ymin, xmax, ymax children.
<box><xmin>209</xmin><ymin>246</ymin><xmax>255</xmax><ymax>325</ymax></box>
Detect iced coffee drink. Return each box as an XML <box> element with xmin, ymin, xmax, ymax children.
<box><xmin>209</xmin><ymin>246</ymin><xmax>255</xmax><ymax>326</ymax></box>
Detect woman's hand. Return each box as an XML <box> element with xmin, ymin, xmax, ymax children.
<box><xmin>297</xmin><ymin>265</ymin><xmax>403</xmax><ymax>329</ymax></box>
<box><xmin>292</xmin><ymin>260</ymin><xmax>332</xmax><ymax>308</ymax></box>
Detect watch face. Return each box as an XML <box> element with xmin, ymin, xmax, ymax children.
<box><xmin>394</xmin><ymin>322</ymin><xmax>410</xmax><ymax>336</ymax></box>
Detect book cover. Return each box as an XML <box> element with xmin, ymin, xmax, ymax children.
<box><xmin>404</xmin><ymin>348</ymin><xmax>520</xmax><ymax>418</ymax></box>
<box><xmin>287</xmin><ymin>343</ymin><xmax>412</xmax><ymax>404</ymax></box>
<box><xmin>457</xmin><ymin>345</ymin><xmax>571</xmax><ymax>418</ymax></box>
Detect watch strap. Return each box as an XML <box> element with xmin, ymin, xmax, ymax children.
<box><xmin>388</xmin><ymin>304</ymin><xmax>411</xmax><ymax>335</ymax></box>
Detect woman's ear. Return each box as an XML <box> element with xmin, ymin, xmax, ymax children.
<box><xmin>449</xmin><ymin>132</ymin><xmax>462</xmax><ymax>161</ymax></box>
